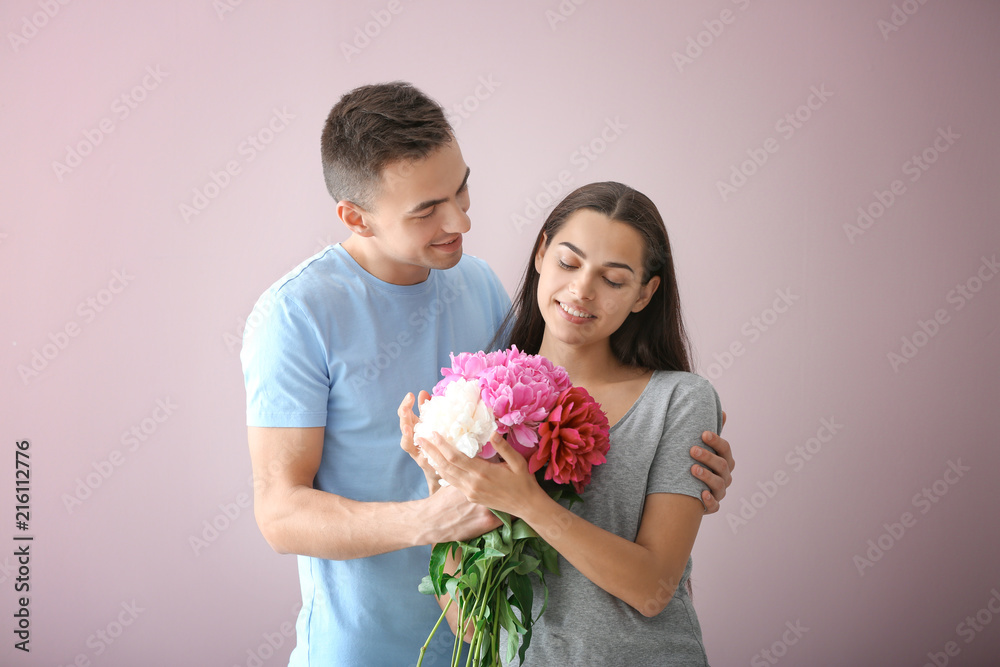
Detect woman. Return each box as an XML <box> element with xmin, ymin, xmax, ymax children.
<box><xmin>404</xmin><ymin>181</ymin><xmax>721</xmax><ymax>664</ymax></box>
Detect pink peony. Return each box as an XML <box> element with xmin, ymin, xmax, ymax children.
<box><xmin>479</xmin><ymin>364</ymin><xmax>561</xmax><ymax>455</ymax></box>
<box><xmin>427</xmin><ymin>346</ymin><xmax>577</xmax><ymax>457</ymax></box>
<box><xmin>433</xmin><ymin>349</ymin><xmax>509</xmax><ymax>396</ymax></box>
<box><xmin>528</xmin><ymin>386</ymin><xmax>611</xmax><ymax>493</ymax></box>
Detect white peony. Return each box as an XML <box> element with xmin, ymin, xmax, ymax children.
<box><xmin>414</xmin><ymin>378</ymin><xmax>496</xmax><ymax>459</ymax></box>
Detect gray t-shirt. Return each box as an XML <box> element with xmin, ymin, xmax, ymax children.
<box><xmin>516</xmin><ymin>370</ymin><xmax>722</xmax><ymax>666</ymax></box>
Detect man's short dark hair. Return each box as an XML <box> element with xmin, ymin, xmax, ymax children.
<box><xmin>320</xmin><ymin>81</ymin><xmax>453</xmax><ymax>210</ymax></box>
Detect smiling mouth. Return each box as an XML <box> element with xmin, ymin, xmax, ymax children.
<box><xmin>431</xmin><ymin>236</ymin><xmax>461</xmax><ymax>248</ymax></box>
<box><xmin>559</xmin><ymin>301</ymin><xmax>595</xmax><ymax>319</ymax></box>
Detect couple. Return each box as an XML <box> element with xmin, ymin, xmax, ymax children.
<box><xmin>241</xmin><ymin>82</ymin><xmax>734</xmax><ymax>666</ymax></box>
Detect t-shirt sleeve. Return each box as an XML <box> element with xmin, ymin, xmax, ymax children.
<box><xmin>646</xmin><ymin>374</ymin><xmax>723</xmax><ymax>500</ymax></box>
<box><xmin>240</xmin><ymin>289</ymin><xmax>330</xmax><ymax>428</ymax></box>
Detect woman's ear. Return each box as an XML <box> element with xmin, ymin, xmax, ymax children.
<box><xmin>533</xmin><ymin>232</ymin><xmax>549</xmax><ymax>273</ymax></box>
<box><xmin>337</xmin><ymin>200</ymin><xmax>374</xmax><ymax>237</ymax></box>
<box><xmin>631</xmin><ymin>275</ymin><xmax>661</xmax><ymax>313</ymax></box>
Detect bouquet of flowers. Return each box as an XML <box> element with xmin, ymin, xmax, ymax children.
<box><xmin>413</xmin><ymin>346</ymin><xmax>611</xmax><ymax>666</ymax></box>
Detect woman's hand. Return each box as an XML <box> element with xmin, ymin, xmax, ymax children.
<box><xmin>415</xmin><ymin>431</ymin><xmax>546</xmax><ymax>517</ymax></box>
<box><xmin>397</xmin><ymin>391</ymin><xmax>440</xmax><ymax>494</ymax></box>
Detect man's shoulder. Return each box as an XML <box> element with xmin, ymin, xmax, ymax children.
<box><xmin>262</xmin><ymin>245</ymin><xmax>359</xmax><ymax>306</ymax></box>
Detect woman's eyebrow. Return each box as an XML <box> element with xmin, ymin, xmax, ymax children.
<box><xmin>558</xmin><ymin>241</ymin><xmax>635</xmax><ymax>273</ymax></box>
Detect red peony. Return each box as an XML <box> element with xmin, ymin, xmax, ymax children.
<box><xmin>528</xmin><ymin>386</ymin><xmax>611</xmax><ymax>493</ymax></box>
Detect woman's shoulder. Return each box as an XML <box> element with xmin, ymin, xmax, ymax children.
<box><xmin>645</xmin><ymin>370</ymin><xmax>721</xmax><ymax>414</ymax></box>
<box><xmin>649</xmin><ymin>369</ymin><xmax>718</xmax><ymax>397</ymax></box>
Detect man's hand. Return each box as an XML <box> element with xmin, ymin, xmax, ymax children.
<box><xmin>416</xmin><ymin>484</ymin><xmax>502</xmax><ymax>545</ymax></box>
<box><xmin>691</xmin><ymin>411</ymin><xmax>735</xmax><ymax>514</ymax></box>
<box><xmin>398</xmin><ymin>391</ymin><xmax>439</xmax><ymax>493</ymax></box>
<box><xmin>398</xmin><ymin>391</ymin><xmax>501</xmax><ymax>542</ymax></box>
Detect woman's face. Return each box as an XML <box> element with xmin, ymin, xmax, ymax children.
<box><xmin>534</xmin><ymin>208</ymin><xmax>661</xmax><ymax>349</ymax></box>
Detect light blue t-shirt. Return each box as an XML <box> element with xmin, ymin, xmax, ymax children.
<box><xmin>241</xmin><ymin>244</ymin><xmax>510</xmax><ymax>667</ymax></box>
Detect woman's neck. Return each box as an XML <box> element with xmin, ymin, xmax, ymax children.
<box><xmin>538</xmin><ymin>335</ymin><xmax>624</xmax><ymax>387</ymax></box>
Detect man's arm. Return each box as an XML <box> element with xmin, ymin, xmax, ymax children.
<box><xmin>249</xmin><ymin>426</ymin><xmax>499</xmax><ymax>560</ymax></box>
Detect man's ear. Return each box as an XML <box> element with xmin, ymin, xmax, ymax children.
<box><xmin>533</xmin><ymin>232</ymin><xmax>549</xmax><ymax>273</ymax></box>
<box><xmin>631</xmin><ymin>275</ymin><xmax>661</xmax><ymax>313</ymax></box>
<box><xmin>337</xmin><ymin>200</ymin><xmax>373</xmax><ymax>237</ymax></box>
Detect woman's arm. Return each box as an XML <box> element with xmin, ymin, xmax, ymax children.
<box><xmin>417</xmin><ymin>433</ymin><xmax>704</xmax><ymax>617</ymax></box>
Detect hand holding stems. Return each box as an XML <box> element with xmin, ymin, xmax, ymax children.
<box><xmin>418</xmin><ymin>429</ymin><xmax>704</xmax><ymax>617</ymax></box>
<box><xmin>415</xmin><ymin>430</ymin><xmax>547</xmax><ymax>520</ymax></box>
<box><xmin>398</xmin><ymin>392</ymin><xmax>501</xmax><ymax>546</ymax></box>
<box><xmin>398</xmin><ymin>392</ymin><xmax>494</xmax><ymax>644</ymax></box>
<box><xmin>693</xmin><ymin>410</ymin><xmax>735</xmax><ymax>514</ymax></box>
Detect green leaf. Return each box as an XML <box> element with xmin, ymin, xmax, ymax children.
<box><xmin>501</xmin><ymin>598</ymin><xmax>525</xmax><ymax>663</ymax></box>
<box><xmin>514</xmin><ymin>554</ymin><xmax>540</xmax><ymax>575</ymax></box>
<box><xmin>484</xmin><ymin>529</ymin><xmax>505</xmax><ymax>553</ymax></box>
<box><xmin>429</xmin><ymin>542</ymin><xmax>451</xmax><ymax>595</ymax></box>
<box><xmin>535</xmin><ymin>572</ymin><xmax>550</xmax><ymax>621</ymax></box>
<box><xmin>511</xmin><ymin>519</ymin><xmax>539</xmax><ymax>540</ymax></box>
<box><xmin>537</xmin><ymin>540</ymin><xmax>560</xmax><ymax>575</ymax></box>
<box><xmin>479</xmin><ymin>547</ymin><xmax>507</xmax><ymax>560</ymax></box>
<box><xmin>444</xmin><ymin>575</ymin><xmax>461</xmax><ymax>599</ymax></box>
<box><xmin>492</xmin><ymin>509</ymin><xmax>512</xmax><ymax>530</ymax></box>
<box><xmin>508</xmin><ymin>573</ymin><xmax>533</xmax><ymax>623</ymax></box>
<box><xmin>418</xmin><ymin>575</ymin><xmax>435</xmax><ymax>596</ymax></box>
<box><xmin>500</xmin><ymin>519</ymin><xmax>513</xmax><ymax>547</ymax></box>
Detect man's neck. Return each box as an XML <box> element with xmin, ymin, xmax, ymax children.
<box><xmin>341</xmin><ymin>236</ymin><xmax>431</xmax><ymax>286</ymax></box>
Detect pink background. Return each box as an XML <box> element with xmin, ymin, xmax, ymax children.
<box><xmin>2</xmin><ymin>1</ymin><xmax>999</xmax><ymax>665</ymax></box>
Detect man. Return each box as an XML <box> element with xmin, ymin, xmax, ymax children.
<box><xmin>241</xmin><ymin>82</ymin><xmax>734</xmax><ymax>666</ymax></box>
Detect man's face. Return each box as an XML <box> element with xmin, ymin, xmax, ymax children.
<box><xmin>358</xmin><ymin>139</ymin><xmax>471</xmax><ymax>285</ymax></box>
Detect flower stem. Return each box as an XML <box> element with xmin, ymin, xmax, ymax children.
<box><xmin>417</xmin><ymin>596</ymin><xmax>453</xmax><ymax>667</ymax></box>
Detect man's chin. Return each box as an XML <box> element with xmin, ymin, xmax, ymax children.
<box><xmin>429</xmin><ymin>249</ymin><xmax>463</xmax><ymax>270</ymax></box>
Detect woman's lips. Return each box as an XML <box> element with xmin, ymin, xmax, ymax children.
<box><xmin>557</xmin><ymin>301</ymin><xmax>595</xmax><ymax>323</ymax></box>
